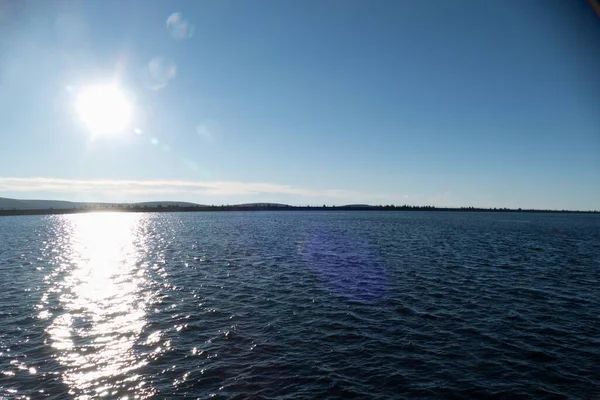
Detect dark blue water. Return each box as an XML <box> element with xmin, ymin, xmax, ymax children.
<box><xmin>0</xmin><ymin>211</ymin><xmax>599</xmax><ymax>399</ymax></box>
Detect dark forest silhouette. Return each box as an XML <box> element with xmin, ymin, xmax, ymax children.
<box><xmin>0</xmin><ymin>203</ymin><xmax>597</xmax><ymax>216</ymax></box>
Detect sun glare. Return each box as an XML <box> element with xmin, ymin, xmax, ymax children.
<box><xmin>76</xmin><ymin>84</ymin><xmax>133</xmax><ymax>135</ymax></box>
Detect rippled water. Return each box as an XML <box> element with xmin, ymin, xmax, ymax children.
<box><xmin>0</xmin><ymin>211</ymin><xmax>599</xmax><ymax>399</ymax></box>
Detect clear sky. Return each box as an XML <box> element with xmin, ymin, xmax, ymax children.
<box><xmin>0</xmin><ymin>0</ymin><xmax>599</xmax><ymax>209</ymax></box>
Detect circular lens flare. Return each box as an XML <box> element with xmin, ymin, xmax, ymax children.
<box><xmin>167</xmin><ymin>12</ymin><xmax>194</xmax><ymax>40</ymax></box>
<box><xmin>144</xmin><ymin>57</ymin><xmax>176</xmax><ymax>90</ymax></box>
<box><xmin>76</xmin><ymin>84</ymin><xmax>133</xmax><ymax>135</ymax></box>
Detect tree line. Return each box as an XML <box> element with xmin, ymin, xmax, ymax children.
<box><xmin>0</xmin><ymin>203</ymin><xmax>597</xmax><ymax>216</ymax></box>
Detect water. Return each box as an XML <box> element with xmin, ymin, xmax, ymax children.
<box><xmin>0</xmin><ymin>211</ymin><xmax>599</xmax><ymax>399</ymax></box>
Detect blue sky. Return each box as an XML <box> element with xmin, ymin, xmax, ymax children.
<box><xmin>0</xmin><ymin>0</ymin><xmax>598</xmax><ymax>209</ymax></box>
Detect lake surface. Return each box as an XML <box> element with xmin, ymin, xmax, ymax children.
<box><xmin>0</xmin><ymin>211</ymin><xmax>599</xmax><ymax>399</ymax></box>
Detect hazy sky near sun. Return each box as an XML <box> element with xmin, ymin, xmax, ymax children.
<box><xmin>0</xmin><ymin>0</ymin><xmax>599</xmax><ymax>209</ymax></box>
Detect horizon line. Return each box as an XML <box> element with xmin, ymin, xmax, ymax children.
<box><xmin>0</xmin><ymin>197</ymin><xmax>598</xmax><ymax>213</ymax></box>
<box><xmin>1</xmin><ymin>177</ymin><xmax>598</xmax><ymax>212</ymax></box>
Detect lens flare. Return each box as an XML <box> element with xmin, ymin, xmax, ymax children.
<box><xmin>144</xmin><ymin>57</ymin><xmax>177</xmax><ymax>90</ymax></box>
<box><xmin>166</xmin><ymin>12</ymin><xmax>194</xmax><ymax>40</ymax></box>
<box><xmin>300</xmin><ymin>229</ymin><xmax>388</xmax><ymax>303</ymax></box>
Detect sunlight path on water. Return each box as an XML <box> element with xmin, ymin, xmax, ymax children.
<box><xmin>38</xmin><ymin>213</ymin><xmax>155</xmax><ymax>399</ymax></box>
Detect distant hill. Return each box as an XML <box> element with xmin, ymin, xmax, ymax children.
<box><xmin>132</xmin><ymin>201</ymin><xmax>204</xmax><ymax>208</ymax></box>
<box><xmin>0</xmin><ymin>197</ymin><xmax>28</xmax><ymax>209</ymax></box>
<box><xmin>341</xmin><ymin>204</ymin><xmax>375</xmax><ymax>208</ymax></box>
<box><xmin>0</xmin><ymin>197</ymin><xmax>86</xmax><ymax>210</ymax></box>
<box><xmin>233</xmin><ymin>203</ymin><xmax>290</xmax><ymax>208</ymax></box>
<box><xmin>0</xmin><ymin>197</ymin><xmax>203</xmax><ymax>210</ymax></box>
<box><xmin>2</xmin><ymin>197</ymin><xmax>596</xmax><ymax>215</ymax></box>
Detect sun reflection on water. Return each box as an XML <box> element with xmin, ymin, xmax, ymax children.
<box><xmin>41</xmin><ymin>213</ymin><xmax>155</xmax><ymax>399</ymax></box>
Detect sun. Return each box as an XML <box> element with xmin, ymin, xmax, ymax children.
<box><xmin>75</xmin><ymin>84</ymin><xmax>133</xmax><ymax>135</ymax></box>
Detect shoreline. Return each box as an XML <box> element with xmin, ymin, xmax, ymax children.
<box><xmin>0</xmin><ymin>205</ymin><xmax>598</xmax><ymax>217</ymax></box>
